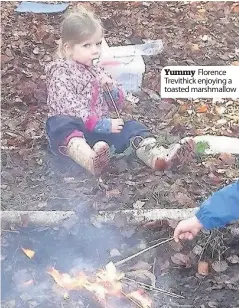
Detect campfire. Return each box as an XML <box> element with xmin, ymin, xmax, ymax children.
<box><xmin>2</xmin><ymin>221</ymin><xmax>184</xmax><ymax>308</ymax></box>
<box><xmin>20</xmin><ymin>236</ymin><xmax>183</xmax><ymax>308</ymax></box>
<box><xmin>22</xmin><ymin>247</ymin><xmax>152</xmax><ymax>307</ymax></box>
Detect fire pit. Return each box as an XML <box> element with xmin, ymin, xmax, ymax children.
<box><xmin>2</xmin><ymin>211</ymin><xmax>179</xmax><ymax>308</ymax></box>
<box><xmin>2</xmin><ymin>210</ymin><xmax>239</xmax><ymax>308</ymax></box>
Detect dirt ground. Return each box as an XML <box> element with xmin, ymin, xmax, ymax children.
<box><xmin>1</xmin><ymin>1</ymin><xmax>239</xmax><ymax>308</ymax></box>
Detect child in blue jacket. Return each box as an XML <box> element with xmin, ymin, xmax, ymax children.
<box><xmin>174</xmin><ymin>181</ymin><xmax>239</xmax><ymax>242</ymax></box>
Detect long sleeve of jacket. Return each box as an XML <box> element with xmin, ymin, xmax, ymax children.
<box><xmin>103</xmin><ymin>85</ymin><xmax>125</xmax><ymax>111</ymax></box>
<box><xmin>196</xmin><ymin>181</ymin><xmax>239</xmax><ymax>230</ymax></box>
<box><xmin>46</xmin><ymin>62</ymin><xmax>112</xmax><ymax>133</ymax></box>
<box><xmin>93</xmin><ymin>64</ymin><xmax>125</xmax><ymax>111</ymax></box>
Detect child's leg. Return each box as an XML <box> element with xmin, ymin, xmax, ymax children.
<box><xmin>46</xmin><ymin>115</ymin><xmax>110</xmax><ymax>176</ymax></box>
<box><xmin>135</xmin><ymin>136</ymin><xmax>195</xmax><ymax>170</ymax></box>
<box><xmin>84</xmin><ymin>120</ymin><xmax>153</xmax><ymax>154</ymax></box>
<box><xmin>66</xmin><ymin>137</ymin><xmax>110</xmax><ymax>176</ymax></box>
<box><xmin>83</xmin><ymin>119</ymin><xmax>195</xmax><ymax>171</ymax></box>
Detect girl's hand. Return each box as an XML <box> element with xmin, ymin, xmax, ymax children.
<box><xmin>173</xmin><ymin>216</ymin><xmax>203</xmax><ymax>242</ymax></box>
<box><xmin>99</xmin><ymin>73</ymin><xmax>115</xmax><ymax>90</ymax></box>
<box><xmin>111</xmin><ymin>118</ymin><xmax>124</xmax><ymax>133</ymax></box>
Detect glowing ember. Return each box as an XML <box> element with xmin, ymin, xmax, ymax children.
<box><xmin>22</xmin><ymin>279</ymin><xmax>34</xmax><ymax>287</ymax></box>
<box><xmin>128</xmin><ymin>289</ymin><xmax>152</xmax><ymax>308</ymax></box>
<box><xmin>21</xmin><ymin>247</ymin><xmax>152</xmax><ymax>307</ymax></box>
<box><xmin>47</xmin><ymin>262</ymin><xmax>152</xmax><ymax>307</ymax></box>
<box><xmin>21</xmin><ymin>248</ymin><xmax>35</xmax><ymax>259</ymax></box>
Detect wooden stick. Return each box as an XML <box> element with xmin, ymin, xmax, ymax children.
<box><xmin>123</xmin><ymin>277</ymin><xmax>184</xmax><ymax>299</ymax></box>
<box><xmin>105</xmin><ymin>84</ymin><xmax>120</xmax><ymax>118</ymax></box>
<box><xmin>114</xmin><ymin>238</ymin><xmax>173</xmax><ymax>266</ymax></box>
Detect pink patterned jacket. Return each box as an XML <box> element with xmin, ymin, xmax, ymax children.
<box><xmin>45</xmin><ymin>59</ymin><xmax>124</xmax><ymax>131</ymax></box>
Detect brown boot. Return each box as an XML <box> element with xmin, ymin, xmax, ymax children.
<box><xmin>135</xmin><ymin>137</ymin><xmax>195</xmax><ymax>170</ymax></box>
<box><xmin>66</xmin><ymin>137</ymin><xmax>110</xmax><ymax>175</ymax></box>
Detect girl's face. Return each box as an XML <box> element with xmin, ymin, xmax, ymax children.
<box><xmin>65</xmin><ymin>27</ymin><xmax>103</xmax><ymax>66</ymax></box>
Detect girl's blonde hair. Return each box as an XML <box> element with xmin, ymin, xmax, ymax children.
<box><xmin>56</xmin><ymin>6</ymin><xmax>103</xmax><ymax>59</ymax></box>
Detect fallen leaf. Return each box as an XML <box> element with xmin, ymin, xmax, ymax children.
<box><xmin>175</xmin><ymin>192</ymin><xmax>194</xmax><ymax>207</ymax></box>
<box><xmin>63</xmin><ymin>292</ymin><xmax>70</xmax><ymax>300</ymax></box>
<box><xmin>227</xmin><ymin>255</ymin><xmax>239</xmax><ymax>264</ymax></box>
<box><xmin>230</xmin><ymin>225</ymin><xmax>239</xmax><ymax>236</ymax></box>
<box><xmin>208</xmin><ymin>301</ymin><xmax>218</xmax><ymax>308</ymax></box>
<box><xmin>167</xmin><ymin>219</ymin><xmax>179</xmax><ymax>229</ymax></box>
<box><xmin>225</xmin><ymin>273</ymin><xmax>239</xmax><ymax>284</ymax></box>
<box><xmin>216</xmin><ymin>119</ymin><xmax>227</xmax><ymax>126</ymax></box>
<box><xmin>106</xmin><ymin>189</ymin><xmax>120</xmax><ymax>199</ymax></box>
<box><xmin>169</xmin><ymin>241</ymin><xmax>183</xmax><ymax>252</ymax></box>
<box><xmin>230</xmin><ymin>3</ymin><xmax>239</xmax><ymax>13</ymax></box>
<box><xmin>171</xmin><ymin>253</ymin><xmax>191</xmax><ymax>267</ymax></box>
<box><xmin>191</xmin><ymin>43</ymin><xmax>200</xmax><ymax>51</ymax></box>
<box><xmin>211</xmin><ymin>260</ymin><xmax>228</xmax><ymax>273</ymax></box>
<box><xmin>133</xmin><ymin>200</ymin><xmax>146</xmax><ymax>209</ymax></box>
<box><xmin>207</xmin><ymin>172</ymin><xmax>223</xmax><ymax>185</ymax></box>
<box><xmin>179</xmin><ymin>103</ymin><xmax>189</xmax><ymax>114</ymax></box>
<box><xmin>196</xmin><ymin>104</ymin><xmax>208</xmax><ymax>113</ymax></box>
<box><xmin>215</xmin><ymin>106</ymin><xmax>226</xmax><ymax>115</ymax></box>
<box><xmin>1</xmin><ymin>54</ymin><xmax>13</xmax><ymax>64</ymax></box>
<box><xmin>201</xmin><ymin>34</ymin><xmax>209</xmax><ymax>42</ymax></box>
<box><xmin>110</xmin><ymin>248</ymin><xmax>121</xmax><ymax>257</ymax></box>
<box><xmin>90</xmin><ymin>216</ymin><xmax>102</xmax><ymax>229</ymax></box>
<box><xmin>127</xmin><ymin>269</ymin><xmax>156</xmax><ymax>286</ymax></box>
<box><xmin>156</xmin><ymin>258</ymin><xmax>170</xmax><ymax>272</ymax></box>
<box><xmin>143</xmin><ymin>88</ymin><xmax>161</xmax><ymax>101</ymax></box>
<box><xmin>63</xmin><ymin>177</ymin><xmax>76</xmax><ymax>183</ymax></box>
<box><xmin>197</xmin><ymin>261</ymin><xmax>209</xmax><ymax>276</ymax></box>
<box><xmin>218</xmin><ymin>153</ymin><xmax>236</xmax><ymax>165</ymax></box>
<box><xmin>192</xmin><ymin>245</ymin><xmax>204</xmax><ymax>256</ymax></box>
<box><xmin>21</xmin><ymin>248</ymin><xmax>35</xmax><ymax>259</ymax></box>
<box><xmin>130</xmin><ymin>261</ymin><xmax>151</xmax><ymax>271</ymax></box>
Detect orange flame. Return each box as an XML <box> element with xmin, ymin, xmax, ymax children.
<box><xmin>47</xmin><ymin>268</ymin><xmax>87</xmax><ymax>290</ymax></box>
<box><xmin>128</xmin><ymin>289</ymin><xmax>152</xmax><ymax>308</ymax></box>
<box><xmin>47</xmin><ymin>262</ymin><xmax>152</xmax><ymax>307</ymax></box>
<box><xmin>21</xmin><ymin>248</ymin><xmax>35</xmax><ymax>259</ymax></box>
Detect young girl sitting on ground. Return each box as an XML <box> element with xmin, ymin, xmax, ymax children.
<box><xmin>45</xmin><ymin>7</ymin><xmax>195</xmax><ymax>176</ymax></box>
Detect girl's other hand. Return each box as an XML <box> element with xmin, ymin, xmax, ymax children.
<box><xmin>111</xmin><ymin>118</ymin><xmax>124</xmax><ymax>133</ymax></box>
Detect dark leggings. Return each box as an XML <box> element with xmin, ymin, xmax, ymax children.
<box><xmin>46</xmin><ymin>115</ymin><xmax>153</xmax><ymax>155</ymax></box>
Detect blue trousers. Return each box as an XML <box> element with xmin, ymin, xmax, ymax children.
<box><xmin>46</xmin><ymin>115</ymin><xmax>153</xmax><ymax>155</ymax></box>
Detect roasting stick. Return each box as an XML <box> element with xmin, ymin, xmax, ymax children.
<box><xmin>90</xmin><ymin>67</ymin><xmax>120</xmax><ymax>117</ymax></box>
<box><xmin>123</xmin><ymin>277</ymin><xmax>184</xmax><ymax>299</ymax></box>
<box><xmin>114</xmin><ymin>238</ymin><xmax>174</xmax><ymax>267</ymax></box>
<box><xmin>105</xmin><ymin>83</ymin><xmax>121</xmax><ymax>118</ymax></box>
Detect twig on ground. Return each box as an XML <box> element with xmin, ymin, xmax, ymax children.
<box><xmin>114</xmin><ymin>238</ymin><xmax>173</xmax><ymax>266</ymax></box>
<box><xmin>152</xmin><ymin>257</ymin><xmax>156</xmax><ymax>286</ymax></box>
